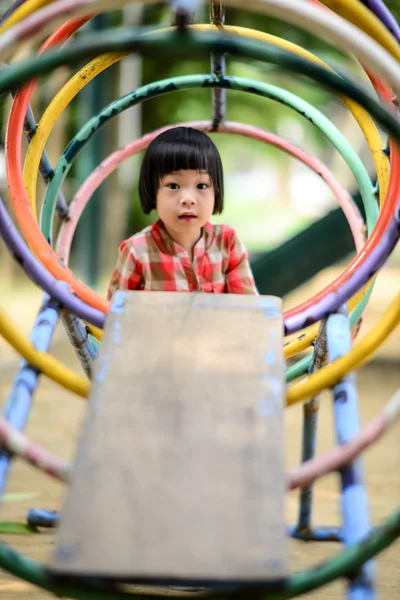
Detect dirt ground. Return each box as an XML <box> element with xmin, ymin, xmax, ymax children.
<box><xmin>0</xmin><ymin>266</ymin><xmax>399</xmax><ymax>599</ymax></box>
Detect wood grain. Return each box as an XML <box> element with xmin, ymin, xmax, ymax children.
<box><xmin>51</xmin><ymin>292</ymin><xmax>287</xmax><ymax>584</ymax></box>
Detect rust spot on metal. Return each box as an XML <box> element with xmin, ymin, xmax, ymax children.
<box><xmin>304</xmin><ymin>402</ymin><xmax>320</xmax><ymax>415</ymax></box>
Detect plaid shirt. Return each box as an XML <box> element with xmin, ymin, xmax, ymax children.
<box><xmin>107</xmin><ymin>220</ymin><xmax>258</xmax><ymax>299</ymax></box>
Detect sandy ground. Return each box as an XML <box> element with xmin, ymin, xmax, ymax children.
<box><xmin>0</xmin><ymin>265</ymin><xmax>399</xmax><ymax>599</ymax></box>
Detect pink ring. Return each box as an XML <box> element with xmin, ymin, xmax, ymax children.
<box><xmin>56</xmin><ymin>121</ymin><xmax>366</xmax><ymax>265</ymax></box>
<box><xmin>1</xmin><ymin>386</ymin><xmax>398</xmax><ymax>492</ymax></box>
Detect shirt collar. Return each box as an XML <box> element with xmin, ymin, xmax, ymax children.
<box><xmin>151</xmin><ymin>219</ymin><xmax>214</xmax><ymax>257</ymax></box>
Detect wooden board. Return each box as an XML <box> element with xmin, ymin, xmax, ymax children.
<box><xmin>51</xmin><ymin>292</ymin><xmax>287</xmax><ymax>585</ymax></box>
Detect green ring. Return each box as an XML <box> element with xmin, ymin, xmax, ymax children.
<box><xmin>40</xmin><ymin>70</ymin><xmax>378</xmax><ymax>375</ymax></box>
<box><xmin>1</xmin><ymin>28</ymin><xmax>400</xmax><ymax>143</ymax></box>
<box><xmin>0</xmin><ymin>506</ymin><xmax>398</xmax><ymax>599</ymax></box>
<box><xmin>41</xmin><ymin>74</ymin><xmax>378</xmax><ymax>245</ymax></box>
<box><xmin>2</xmin><ymin>27</ymin><xmax>398</xmax><ymax>596</ymax></box>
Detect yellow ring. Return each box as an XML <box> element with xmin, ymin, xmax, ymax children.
<box><xmin>87</xmin><ymin>322</ymin><xmax>103</xmax><ymax>340</ymax></box>
<box><xmin>0</xmin><ymin>0</ymin><xmax>55</xmax><ymax>34</ymax></box>
<box><xmin>24</xmin><ymin>25</ymin><xmax>389</xmax><ymax>222</ymax></box>
<box><xmin>2</xmin><ymin>0</ymin><xmax>400</xmax><ymax>64</ymax></box>
<box><xmin>22</xmin><ymin>25</ymin><xmax>386</xmax><ymax>350</ymax></box>
<box><xmin>287</xmin><ymin>291</ymin><xmax>400</xmax><ymax>405</ymax></box>
<box><xmin>1</xmin><ymin>0</ymin><xmax>398</xmax><ymax>400</ymax></box>
<box><xmin>323</xmin><ymin>0</ymin><xmax>400</xmax><ymax>63</ymax></box>
<box><xmin>0</xmin><ymin>307</ymin><xmax>89</xmax><ymax>397</ymax></box>
<box><xmin>2</xmin><ymin>285</ymin><xmax>398</xmax><ymax>404</ymax></box>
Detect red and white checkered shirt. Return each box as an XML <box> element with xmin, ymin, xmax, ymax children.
<box><xmin>107</xmin><ymin>220</ymin><xmax>258</xmax><ymax>299</ymax></box>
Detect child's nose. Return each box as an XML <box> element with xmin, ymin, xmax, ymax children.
<box><xmin>180</xmin><ymin>192</ymin><xmax>196</xmax><ymax>205</ymax></box>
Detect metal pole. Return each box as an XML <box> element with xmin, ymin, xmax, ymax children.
<box><xmin>0</xmin><ymin>296</ymin><xmax>60</xmax><ymax>502</ymax></box>
<box><xmin>75</xmin><ymin>13</ymin><xmax>109</xmax><ymax>287</ymax></box>
<box><xmin>327</xmin><ymin>306</ymin><xmax>375</xmax><ymax>599</ymax></box>
<box><xmin>296</xmin><ymin>318</ymin><xmax>327</xmax><ymax>535</ymax></box>
<box><xmin>210</xmin><ymin>0</ymin><xmax>225</xmax><ymax>130</ymax></box>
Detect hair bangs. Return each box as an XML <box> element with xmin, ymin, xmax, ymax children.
<box><xmin>155</xmin><ymin>139</ymin><xmax>213</xmax><ymax>182</ymax></box>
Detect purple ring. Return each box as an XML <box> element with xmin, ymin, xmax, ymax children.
<box><xmin>0</xmin><ymin>197</ymin><xmax>105</xmax><ymax>328</ymax></box>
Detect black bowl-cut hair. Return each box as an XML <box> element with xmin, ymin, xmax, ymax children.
<box><xmin>138</xmin><ymin>127</ymin><xmax>224</xmax><ymax>215</ymax></box>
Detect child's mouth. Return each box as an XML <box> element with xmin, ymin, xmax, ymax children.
<box><xmin>179</xmin><ymin>214</ymin><xmax>197</xmax><ymax>222</ymax></box>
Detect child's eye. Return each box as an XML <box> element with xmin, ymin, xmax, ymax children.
<box><xmin>167</xmin><ymin>183</ymin><xmax>179</xmax><ymax>190</ymax></box>
<box><xmin>197</xmin><ymin>183</ymin><xmax>209</xmax><ymax>190</ymax></box>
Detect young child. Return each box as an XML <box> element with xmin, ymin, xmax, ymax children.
<box><xmin>107</xmin><ymin>126</ymin><xmax>258</xmax><ymax>299</ymax></box>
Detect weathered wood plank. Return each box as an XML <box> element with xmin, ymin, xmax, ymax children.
<box><xmin>51</xmin><ymin>292</ymin><xmax>287</xmax><ymax>584</ymax></box>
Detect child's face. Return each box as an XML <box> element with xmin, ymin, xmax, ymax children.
<box><xmin>156</xmin><ymin>169</ymin><xmax>215</xmax><ymax>236</ymax></box>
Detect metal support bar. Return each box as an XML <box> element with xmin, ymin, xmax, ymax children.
<box><xmin>327</xmin><ymin>306</ymin><xmax>376</xmax><ymax>599</ymax></box>
<box><xmin>20</xmin><ymin>99</ymin><xmax>69</xmax><ymax>218</ymax></box>
<box><xmin>287</xmin><ymin>525</ymin><xmax>342</xmax><ymax>542</ymax></box>
<box><xmin>24</xmin><ymin>107</ymin><xmax>99</xmax><ymax>371</ymax></box>
<box><xmin>171</xmin><ymin>0</ymin><xmax>200</xmax><ymax>28</ymax></box>
<box><xmin>295</xmin><ymin>318</ymin><xmax>328</xmax><ymax>535</ymax></box>
<box><xmin>61</xmin><ymin>310</ymin><xmax>97</xmax><ymax>379</ymax></box>
<box><xmin>297</xmin><ymin>397</ymin><xmax>319</xmax><ymax>532</ymax></box>
<box><xmin>210</xmin><ymin>1</ymin><xmax>225</xmax><ymax>130</ymax></box>
<box><xmin>0</xmin><ymin>295</ymin><xmax>60</xmax><ymax>502</ymax></box>
<box><xmin>27</xmin><ymin>508</ymin><xmax>59</xmax><ymax>528</ymax></box>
